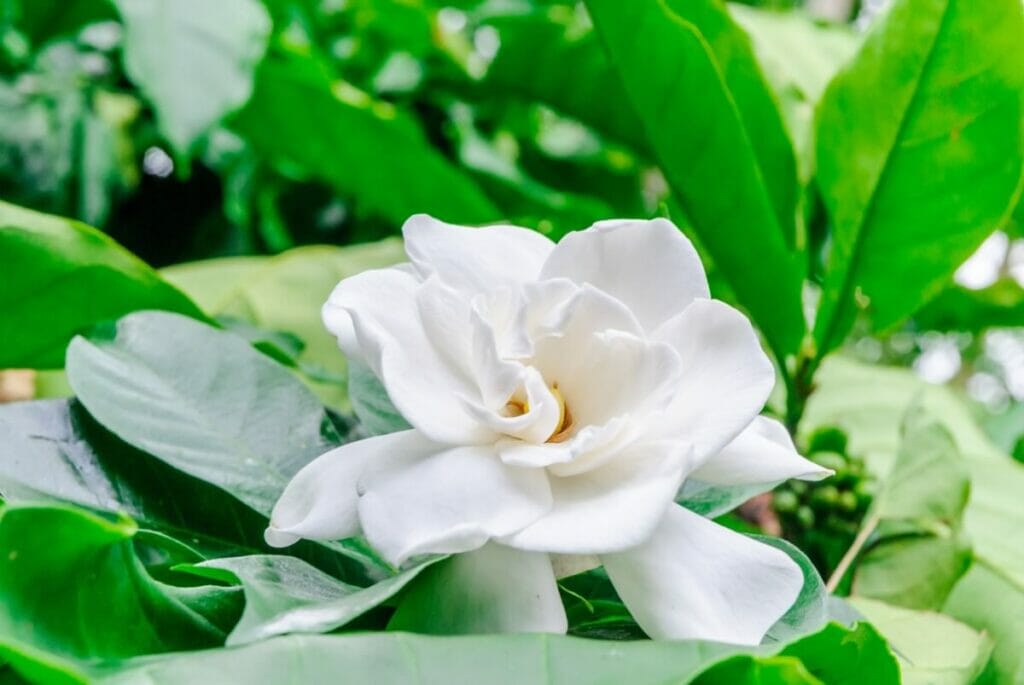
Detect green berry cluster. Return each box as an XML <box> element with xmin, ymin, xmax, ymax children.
<box><xmin>775</xmin><ymin>426</ymin><xmax>874</xmax><ymax>577</ymax></box>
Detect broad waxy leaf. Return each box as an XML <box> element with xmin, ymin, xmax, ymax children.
<box><xmin>851</xmin><ymin>597</ymin><xmax>993</xmax><ymax>685</ymax></box>
<box><xmin>585</xmin><ymin>0</ymin><xmax>806</xmax><ymax>360</ymax></box>
<box><xmin>65</xmin><ymin>310</ymin><xmax>340</xmax><ymax>519</ymax></box>
<box><xmin>92</xmin><ymin>623</ymin><xmax>893</xmax><ymax>685</ymax></box>
<box><xmin>231</xmin><ymin>49</ymin><xmax>500</xmax><ymax>226</ymax></box>
<box><xmin>178</xmin><ymin>555</ymin><xmax>443</xmax><ymax>646</ymax></box>
<box><xmin>0</xmin><ymin>201</ymin><xmax>204</xmax><ymax>369</ymax></box>
<box><xmin>161</xmin><ymin>241</ymin><xmax>407</xmax><ymax>412</ymax></box>
<box><xmin>0</xmin><ymin>398</ymin><xmax>380</xmax><ymax>584</ymax></box>
<box><xmin>812</xmin><ymin>0</ymin><xmax>1024</xmax><ymax>356</ymax></box>
<box><xmin>0</xmin><ymin>504</ymin><xmax>241</xmax><ymax>685</ymax></box>
<box><xmin>113</xmin><ymin>0</ymin><xmax>272</xmax><ymax>155</ymax></box>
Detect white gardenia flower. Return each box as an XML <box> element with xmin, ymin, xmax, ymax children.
<box><xmin>266</xmin><ymin>215</ymin><xmax>831</xmax><ymax>645</ymax></box>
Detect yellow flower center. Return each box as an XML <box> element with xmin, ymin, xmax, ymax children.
<box><xmin>504</xmin><ymin>382</ymin><xmax>573</xmax><ymax>443</ymax></box>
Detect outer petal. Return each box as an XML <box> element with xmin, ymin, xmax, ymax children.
<box><xmin>357</xmin><ymin>444</ymin><xmax>552</xmax><ymax>565</ymax></box>
<box><xmin>323</xmin><ymin>267</ymin><xmax>490</xmax><ymax>444</ymax></box>
<box><xmin>403</xmin><ymin>214</ymin><xmax>554</xmax><ymax>292</ymax></box>
<box><xmin>501</xmin><ymin>441</ymin><xmax>689</xmax><ymax>554</ymax></box>
<box><xmin>602</xmin><ymin>505</ymin><xmax>803</xmax><ymax>644</ymax></box>
<box><xmin>651</xmin><ymin>299</ymin><xmax>775</xmax><ymax>463</ymax></box>
<box><xmin>388</xmin><ymin>544</ymin><xmax>567</xmax><ymax>634</ymax></box>
<box><xmin>691</xmin><ymin>416</ymin><xmax>832</xmax><ymax>486</ymax></box>
<box><xmin>540</xmin><ymin>218</ymin><xmax>710</xmax><ymax>331</ymax></box>
<box><xmin>265</xmin><ymin>430</ymin><xmax>437</xmax><ymax>547</ymax></box>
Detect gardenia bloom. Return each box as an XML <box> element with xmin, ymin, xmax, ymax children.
<box><xmin>266</xmin><ymin>215</ymin><xmax>830</xmax><ymax>645</ymax></box>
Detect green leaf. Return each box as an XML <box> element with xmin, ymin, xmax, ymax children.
<box><xmin>584</xmin><ymin>0</ymin><xmax>806</xmax><ymax>360</ymax></box>
<box><xmin>854</xmin><ymin>532</ymin><xmax>972</xmax><ymax>612</ymax></box>
<box><xmin>944</xmin><ymin>564</ymin><xmax>1024</xmax><ymax>685</ymax></box>
<box><xmin>8</xmin><ymin>0</ymin><xmax>117</xmax><ymax>48</ymax></box>
<box><xmin>64</xmin><ymin>310</ymin><xmax>339</xmax><ymax>518</ymax></box>
<box><xmin>678</xmin><ymin>478</ymin><xmax>781</xmax><ymax>519</ymax></box>
<box><xmin>161</xmin><ymin>240</ymin><xmax>407</xmax><ymax>412</ymax></box>
<box><xmin>757</xmin><ymin>536</ymin><xmax>828</xmax><ymax>644</ymax></box>
<box><xmin>0</xmin><ymin>201</ymin><xmax>204</xmax><ymax>369</ymax></box>
<box><xmin>91</xmin><ymin>623</ymin><xmax>892</xmax><ymax>685</ymax></box>
<box><xmin>348</xmin><ymin>361</ymin><xmax>410</xmax><ymax>436</ymax></box>
<box><xmin>0</xmin><ymin>504</ymin><xmax>242</xmax><ymax>684</ymax></box>
<box><xmin>851</xmin><ymin>596</ymin><xmax>993</xmax><ymax>685</ymax></box>
<box><xmin>695</xmin><ymin>623</ymin><xmax>899</xmax><ymax>684</ymax></box>
<box><xmin>483</xmin><ymin>12</ymin><xmax>646</xmax><ymax>150</ymax></box>
<box><xmin>0</xmin><ymin>398</ymin><xmax>379</xmax><ymax>584</ymax></box>
<box><xmin>913</xmin><ymin>279</ymin><xmax>1024</xmax><ymax>333</ymax></box>
<box><xmin>113</xmin><ymin>0</ymin><xmax>272</xmax><ymax>155</ymax></box>
<box><xmin>804</xmin><ymin>356</ymin><xmax>1024</xmax><ymax>676</ymax></box>
<box><xmin>231</xmin><ymin>49</ymin><xmax>500</xmax><ymax>225</ymax></box>
<box><xmin>177</xmin><ymin>555</ymin><xmax>442</xmax><ymax>646</ymax></box>
<box><xmin>812</xmin><ymin>0</ymin><xmax>1024</xmax><ymax>357</ymax></box>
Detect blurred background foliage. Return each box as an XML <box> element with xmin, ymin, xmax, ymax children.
<box><xmin>1</xmin><ymin>0</ymin><xmax>1022</xmax><ymax>456</ymax></box>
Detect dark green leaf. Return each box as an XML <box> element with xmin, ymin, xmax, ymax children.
<box><xmin>585</xmin><ymin>0</ymin><xmax>806</xmax><ymax>360</ymax></box>
<box><xmin>0</xmin><ymin>201</ymin><xmax>204</xmax><ymax>369</ymax></box>
<box><xmin>231</xmin><ymin>49</ymin><xmax>500</xmax><ymax>225</ymax></box>
<box><xmin>113</xmin><ymin>0</ymin><xmax>272</xmax><ymax>155</ymax></box>
<box><xmin>0</xmin><ymin>504</ymin><xmax>242</xmax><ymax>684</ymax></box>
<box><xmin>913</xmin><ymin>279</ymin><xmax>1024</xmax><ymax>333</ymax></box>
<box><xmin>0</xmin><ymin>398</ymin><xmax>379</xmax><ymax>584</ymax></box>
<box><xmin>812</xmin><ymin>0</ymin><xmax>1024</xmax><ymax>356</ymax></box>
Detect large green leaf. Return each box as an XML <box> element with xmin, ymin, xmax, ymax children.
<box><xmin>803</xmin><ymin>356</ymin><xmax>1024</xmax><ymax>679</ymax></box>
<box><xmin>584</xmin><ymin>0</ymin><xmax>806</xmax><ymax>360</ymax></box>
<box><xmin>944</xmin><ymin>564</ymin><xmax>1024</xmax><ymax>685</ymax></box>
<box><xmin>913</xmin><ymin>279</ymin><xmax>1024</xmax><ymax>332</ymax></box>
<box><xmin>0</xmin><ymin>504</ymin><xmax>241</xmax><ymax>685</ymax></box>
<box><xmin>64</xmin><ymin>311</ymin><xmax>339</xmax><ymax>519</ymax></box>
<box><xmin>812</xmin><ymin>0</ymin><xmax>1024</xmax><ymax>357</ymax></box>
<box><xmin>231</xmin><ymin>49</ymin><xmax>500</xmax><ymax>225</ymax></box>
<box><xmin>113</xmin><ymin>0</ymin><xmax>272</xmax><ymax>155</ymax></box>
<box><xmin>851</xmin><ymin>597</ymin><xmax>993</xmax><ymax>685</ymax></box>
<box><xmin>0</xmin><ymin>201</ymin><xmax>204</xmax><ymax>369</ymax></box>
<box><xmin>484</xmin><ymin>13</ymin><xmax>646</xmax><ymax>150</ymax></box>
<box><xmin>0</xmin><ymin>398</ymin><xmax>379</xmax><ymax>584</ymax></box>
<box><xmin>161</xmin><ymin>240</ymin><xmax>406</xmax><ymax>411</ymax></box>
<box><xmin>93</xmin><ymin>623</ymin><xmax>892</xmax><ymax>685</ymax></box>
<box><xmin>178</xmin><ymin>555</ymin><xmax>442</xmax><ymax>646</ymax></box>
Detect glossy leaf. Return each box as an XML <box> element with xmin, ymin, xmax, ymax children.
<box><xmin>0</xmin><ymin>398</ymin><xmax>380</xmax><ymax>584</ymax></box>
<box><xmin>0</xmin><ymin>201</ymin><xmax>204</xmax><ymax>369</ymax></box>
<box><xmin>0</xmin><ymin>504</ymin><xmax>241</xmax><ymax>684</ymax></box>
<box><xmin>93</xmin><ymin>622</ymin><xmax>895</xmax><ymax>685</ymax></box>
<box><xmin>231</xmin><ymin>49</ymin><xmax>500</xmax><ymax>226</ymax></box>
<box><xmin>113</xmin><ymin>0</ymin><xmax>272</xmax><ymax>155</ymax></box>
<box><xmin>178</xmin><ymin>555</ymin><xmax>442</xmax><ymax>646</ymax></box>
<box><xmin>161</xmin><ymin>240</ymin><xmax>407</xmax><ymax>412</ymax></box>
<box><xmin>585</xmin><ymin>0</ymin><xmax>806</xmax><ymax>360</ymax></box>
<box><xmin>65</xmin><ymin>310</ymin><xmax>339</xmax><ymax>519</ymax></box>
<box><xmin>812</xmin><ymin>0</ymin><xmax>1024</xmax><ymax>356</ymax></box>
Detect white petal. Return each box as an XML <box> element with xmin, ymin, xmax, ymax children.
<box><xmin>388</xmin><ymin>544</ymin><xmax>567</xmax><ymax>634</ymax></box>
<box><xmin>532</xmin><ymin>329</ymin><xmax>680</xmax><ymax>439</ymax></box>
<box><xmin>465</xmin><ymin>366</ymin><xmax>561</xmax><ymax>445</ymax></box>
<box><xmin>540</xmin><ymin>218</ymin><xmax>709</xmax><ymax>331</ymax></box>
<box><xmin>602</xmin><ymin>505</ymin><xmax>803</xmax><ymax>644</ymax></box>
<box><xmin>501</xmin><ymin>441</ymin><xmax>689</xmax><ymax>554</ymax></box>
<box><xmin>652</xmin><ymin>299</ymin><xmax>775</xmax><ymax>463</ymax></box>
<box><xmin>357</xmin><ymin>444</ymin><xmax>552</xmax><ymax>565</ymax></box>
<box><xmin>691</xmin><ymin>416</ymin><xmax>832</xmax><ymax>486</ymax></box>
<box><xmin>265</xmin><ymin>430</ymin><xmax>437</xmax><ymax>547</ymax></box>
<box><xmin>403</xmin><ymin>214</ymin><xmax>554</xmax><ymax>293</ymax></box>
<box><xmin>322</xmin><ymin>267</ymin><xmax>490</xmax><ymax>444</ymax></box>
